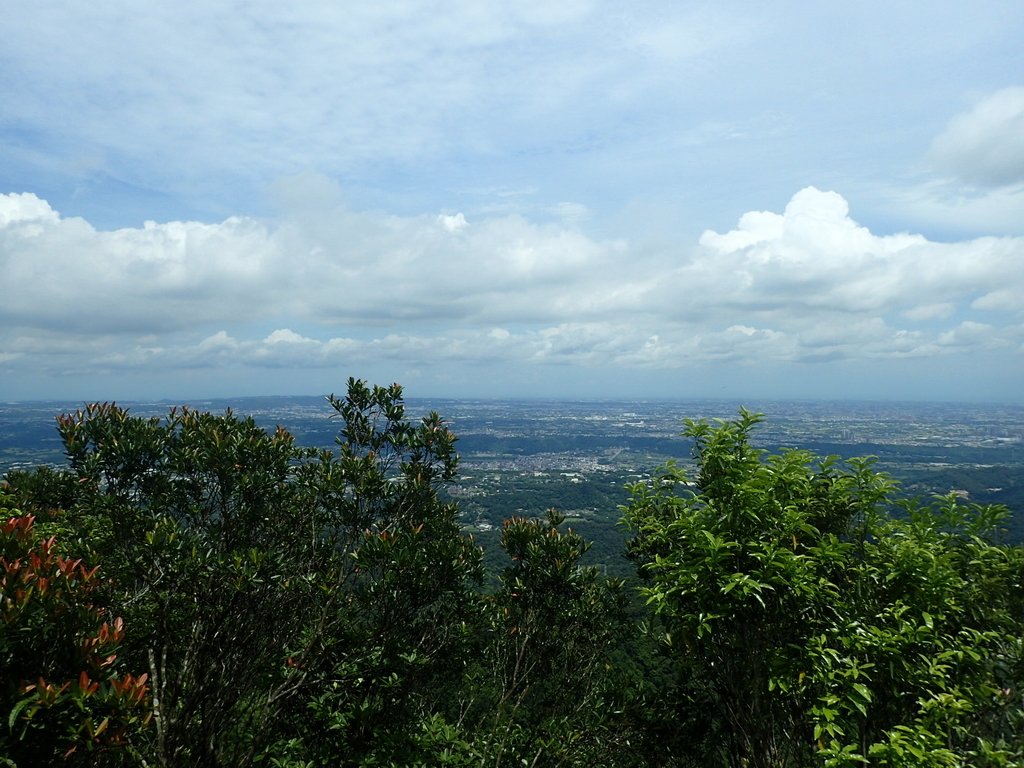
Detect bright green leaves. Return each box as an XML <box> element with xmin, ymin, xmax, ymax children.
<box><xmin>623</xmin><ymin>410</ymin><xmax>1024</xmax><ymax>768</ymax></box>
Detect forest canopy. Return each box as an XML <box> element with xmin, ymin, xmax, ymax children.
<box><xmin>2</xmin><ymin>381</ymin><xmax>1022</xmax><ymax>767</ymax></box>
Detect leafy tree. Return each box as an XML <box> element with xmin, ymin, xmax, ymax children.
<box><xmin>623</xmin><ymin>410</ymin><xmax>1024</xmax><ymax>767</ymax></box>
<box><xmin>468</xmin><ymin>509</ymin><xmax>633</xmax><ymax>766</ymax></box>
<box><xmin>274</xmin><ymin>380</ymin><xmax>485</xmax><ymax>766</ymax></box>
<box><xmin>809</xmin><ymin>494</ymin><xmax>1024</xmax><ymax>767</ymax></box>
<box><xmin>6</xmin><ymin>391</ymin><xmax>1023</xmax><ymax>768</ymax></box>
<box><xmin>1</xmin><ymin>491</ymin><xmax>150</xmax><ymax>766</ymax></box>
<box><xmin>15</xmin><ymin>403</ymin><xmax>328</xmax><ymax>767</ymax></box>
<box><xmin>6</xmin><ymin>381</ymin><xmax>485</xmax><ymax>767</ymax></box>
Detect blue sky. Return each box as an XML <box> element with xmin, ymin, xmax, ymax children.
<box><xmin>1</xmin><ymin>2</ymin><xmax>1022</xmax><ymax>402</ymax></box>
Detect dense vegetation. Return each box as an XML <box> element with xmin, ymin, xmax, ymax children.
<box><xmin>2</xmin><ymin>381</ymin><xmax>1022</xmax><ymax>766</ymax></box>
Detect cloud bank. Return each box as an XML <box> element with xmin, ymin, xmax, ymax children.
<box><xmin>2</xmin><ymin>184</ymin><xmax>1021</xmax><ymax>397</ymax></box>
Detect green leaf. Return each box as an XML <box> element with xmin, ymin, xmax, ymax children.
<box><xmin>8</xmin><ymin>696</ymin><xmax>32</xmax><ymax>732</ymax></box>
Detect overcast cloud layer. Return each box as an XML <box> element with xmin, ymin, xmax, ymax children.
<box><xmin>1</xmin><ymin>2</ymin><xmax>1022</xmax><ymax>401</ymax></box>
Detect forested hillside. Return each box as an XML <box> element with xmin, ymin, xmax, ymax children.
<box><xmin>3</xmin><ymin>381</ymin><xmax>1023</xmax><ymax>767</ymax></box>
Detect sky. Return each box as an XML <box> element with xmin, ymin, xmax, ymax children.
<box><xmin>1</xmin><ymin>2</ymin><xmax>1023</xmax><ymax>403</ymax></box>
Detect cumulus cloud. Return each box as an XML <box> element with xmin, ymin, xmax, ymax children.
<box><xmin>437</xmin><ymin>213</ymin><xmax>468</xmax><ymax>232</ymax></box>
<box><xmin>1</xmin><ymin>187</ymin><xmax>1021</xmax><ymax>391</ymax></box>
<box><xmin>930</xmin><ymin>86</ymin><xmax>1024</xmax><ymax>187</ymax></box>
<box><xmin>0</xmin><ymin>193</ymin><xmax>278</xmax><ymax>333</ymax></box>
<box><xmin>0</xmin><ymin>187</ymin><xmax>638</xmax><ymax>334</ymax></box>
<box><xmin>674</xmin><ymin>186</ymin><xmax>1022</xmax><ymax>320</ymax></box>
<box><xmin>0</xmin><ymin>193</ymin><xmax>59</xmax><ymax>227</ymax></box>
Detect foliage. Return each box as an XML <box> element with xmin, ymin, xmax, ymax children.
<box><xmin>271</xmin><ymin>380</ymin><xmax>485</xmax><ymax>766</ymax></box>
<box><xmin>0</xmin><ymin>491</ymin><xmax>150</xmax><ymax>766</ymax></box>
<box><xmin>468</xmin><ymin>509</ymin><xmax>633</xmax><ymax>766</ymax></box>
<box><xmin>623</xmin><ymin>409</ymin><xmax>1024</xmax><ymax>767</ymax></box>
<box><xmin>4</xmin><ymin>394</ymin><xmax>1024</xmax><ymax>767</ymax></box>
<box><xmin>5</xmin><ymin>381</ymin><xmax>486</xmax><ymax>767</ymax></box>
<box><xmin>43</xmin><ymin>403</ymin><xmax>326</xmax><ymax>766</ymax></box>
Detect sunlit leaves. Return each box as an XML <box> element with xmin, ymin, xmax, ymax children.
<box><xmin>623</xmin><ymin>411</ymin><xmax>1024</xmax><ymax>767</ymax></box>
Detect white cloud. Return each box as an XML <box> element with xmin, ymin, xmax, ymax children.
<box><xmin>0</xmin><ymin>200</ymin><xmax>278</xmax><ymax>333</ymax></box>
<box><xmin>937</xmin><ymin>320</ymin><xmax>999</xmax><ymax>349</ymax></box>
<box><xmin>438</xmin><ymin>213</ymin><xmax>468</xmax><ymax>232</ymax></box>
<box><xmin>930</xmin><ymin>86</ymin><xmax>1024</xmax><ymax>187</ymax></box>
<box><xmin>1</xmin><ymin>188</ymin><xmax>1022</xmax><ymax>393</ymax></box>
<box><xmin>3</xmin><ymin>1</ymin><xmax>1023</xmax><ymax>400</ymax></box>
<box><xmin>264</xmin><ymin>329</ymin><xmax>316</xmax><ymax>345</ymax></box>
<box><xmin>0</xmin><ymin>193</ymin><xmax>59</xmax><ymax>227</ymax></box>
<box><xmin>698</xmin><ymin>209</ymin><xmax>784</xmax><ymax>253</ymax></box>
<box><xmin>678</xmin><ymin>186</ymin><xmax>1022</xmax><ymax>320</ymax></box>
<box><xmin>973</xmin><ymin>289</ymin><xmax>1019</xmax><ymax>312</ymax></box>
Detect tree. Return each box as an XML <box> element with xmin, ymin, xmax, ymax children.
<box><xmin>8</xmin><ymin>391</ymin><xmax>1021</xmax><ymax>767</ymax></box>
<box><xmin>17</xmin><ymin>403</ymin><xmax>329</xmax><ymax>767</ymax></box>
<box><xmin>1</xmin><ymin>491</ymin><xmax>150</xmax><ymax>766</ymax></box>
<box><xmin>275</xmin><ymin>380</ymin><xmax>485</xmax><ymax>766</ymax></box>
<box><xmin>623</xmin><ymin>410</ymin><xmax>1024</xmax><ymax>767</ymax></box>
<box><xmin>470</xmin><ymin>509</ymin><xmax>632</xmax><ymax>766</ymax></box>
<box><xmin>6</xmin><ymin>380</ymin><xmax>485</xmax><ymax>767</ymax></box>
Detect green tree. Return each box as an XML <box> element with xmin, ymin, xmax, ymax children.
<box><xmin>468</xmin><ymin>509</ymin><xmax>633</xmax><ymax>767</ymax></box>
<box><xmin>809</xmin><ymin>493</ymin><xmax>1024</xmax><ymax>767</ymax></box>
<box><xmin>623</xmin><ymin>410</ymin><xmax>1024</xmax><ymax>767</ymax></box>
<box><xmin>24</xmin><ymin>403</ymin><xmax>328</xmax><ymax>767</ymax></box>
<box><xmin>6</xmin><ymin>380</ymin><xmax>485</xmax><ymax>767</ymax></box>
<box><xmin>275</xmin><ymin>380</ymin><xmax>485</xmax><ymax>766</ymax></box>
